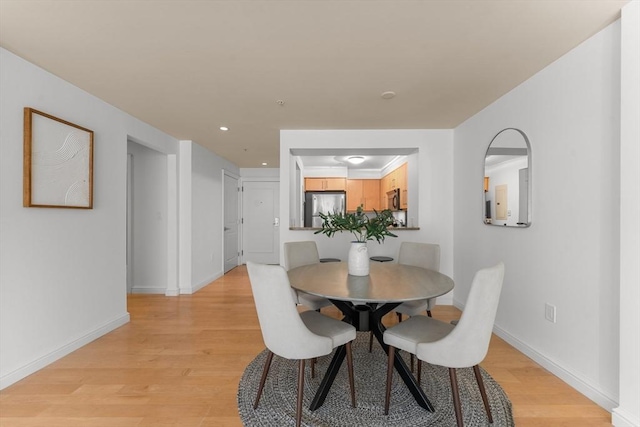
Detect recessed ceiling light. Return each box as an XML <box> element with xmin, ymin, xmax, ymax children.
<box><xmin>261</xmin><ymin>162</ymin><xmax>268</xmax><ymax>166</ymax></box>
<box><xmin>220</xmin><ymin>126</ymin><xmax>229</xmax><ymax>131</ymax></box>
<box><xmin>347</xmin><ymin>156</ymin><xmax>365</xmax><ymax>165</ymax></box>
<box><xmin>276</xmin><ymin>100</ymin><xmax>285</xmax><ymax>106</ymax></box>
<box><xmin>381</xmin><ymin>91</ymin><xmax>396</xmax><ymax>99</ymax></box>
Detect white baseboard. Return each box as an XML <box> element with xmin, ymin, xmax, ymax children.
<box><xmin>436</xmin><ymin>292</ymin><xmax>453</xmax><ymax>305</ymax></box>
<box><xmin>613</xmin><ymin>408</ymin><xmax>640</xmax><ymax>427</ymax></box>
<box><xmin>131</xmin><ymin>286</ymin><xmax>167</xmax><ymax>294</ymax></box>
<box><xmin>453</xmin><ymin>299</ymin><xmax>618</xmax><ymax>413</ymax></box>
<box><xmin>0</xmin><ymin>312</ymin><xmax>130</xmax><ymax>390</ymax></box>
<box><xmin>183</xmin><ymin>271</ymin><xmax>223</xmax><ymax>295</ymax></box>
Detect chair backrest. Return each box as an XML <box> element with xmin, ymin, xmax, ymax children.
<box><xmin>283</xmin><ymin>241</ymin><xmax>320</xmax><ymax>271</ymax></box>
<box><xmin>398</xmin><ymin>242</ymin><xmax>440</xmax><ymax>271</ymax></box>
<box><xmin>417</xmin><ymin>262</ymin><xmax>505</xmax><ymax>368</ymax></box>
<box><xmin>246</xmin><ymin>262</ymin><xmax>332</xmax><ymax>359</ymax></box>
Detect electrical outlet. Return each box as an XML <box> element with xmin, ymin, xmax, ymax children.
<box><xmin>545</xmin><ymin>303</ymin><xmax>556</xmax><ymax>323</ymax></box>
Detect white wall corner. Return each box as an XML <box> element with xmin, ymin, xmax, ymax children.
<box><xmin>178</xmin><ymin>140</ymin><xmax>193</xmax><ymax>293</ymax></box>
<box><xmin>188</xmin><ymin>271</ymin><xmax>224</xmax><ymax>295</ymax></box>
<box><xmin>611</xmin><ymin>408</ymin><xmax>640</xmax><ymax>427</ymax></box>
<box><xmin>166</xmin><ymin>154</ymin><xmax>179</xmax><ymax>296</ymax></box>
<box><xmin>616</xmin><ymin>1</ymin><xmax>640</xmax><ymax>426</ymax></box>
<box><xmin>613</xmin><ymin>409</ymin><xmax>640</xmax><ymax>427</ymax></box>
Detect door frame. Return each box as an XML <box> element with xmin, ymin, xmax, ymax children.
<box><xmin>222</xmin><ymin>170</ymin><xmax>241</xmax><ymax>273</ymax></box>
<box><xmin>126</xmin><ymin>138</ymin><xmax>178</xmax><ymax>296</ymax></box>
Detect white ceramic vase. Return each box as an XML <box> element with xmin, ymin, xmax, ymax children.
<box><xmin>348</xmin><ymin>241</ymin><xmax>370</xmax><ymax>276</ymax></box>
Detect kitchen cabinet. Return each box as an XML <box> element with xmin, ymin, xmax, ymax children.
<box><xmin>347</xmin><ymin>179</ymin><xmax>380</xmax><ymax>211</ymax></box>
<box><xmin>380</xmin><ymin>162</ymin><xmax>408</xmax><ymax>209</ymax></box>
<box><xmin>397</xmin><ymin>163</ymin><xmax>408</xmax><ymax>209</ymax></box>
<box><xmin>304</xmin><ymin>177</ymin><xmax>346</xmax><ymax>191</ymax></box>
<box><xmin>380</xmin><ymin>175</ymin><xmax>390</xmax><ymax>209</ymax></box>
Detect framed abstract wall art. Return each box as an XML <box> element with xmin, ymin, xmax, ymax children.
<box><xmin>23</xmin><ymin>108</ymin><xmax>94</xmax><ymax>209</ymax></box>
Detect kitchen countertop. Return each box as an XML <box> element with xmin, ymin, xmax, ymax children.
<box><xmin>289</xmin><ymin>226</ymin><xmax>420</xmax><ymax>231</ymax></box>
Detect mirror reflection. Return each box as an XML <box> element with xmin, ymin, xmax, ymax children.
<box><xmin>483</xmin><ymin>128</ymin><xmax>531</xmax><ymax>227</ymax></box>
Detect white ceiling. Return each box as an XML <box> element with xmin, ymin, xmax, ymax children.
<box><xmin>0</xmin><ymin>0</ymin><xmax>628</xmax><ymax>168</ymax></box>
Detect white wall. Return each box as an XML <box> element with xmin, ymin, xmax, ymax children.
<box><xmin>240</xmin><ymin>168</ymin><xmax>280</xmax><ymax>179</ymax></box>
<box><xmin>279</xmin><ymin>129</ymin><xmax>454</xmax><ymax>303</ymax></box>
<box><xmin>454</xmin><ymin>22</ymin><xmax>621</xmax><ymax>410</ymax></box>
<box><xmin>189</xmin><ymin>142</ymin><xmax>239</xmax><ymax>292</ymax></box>
<box><xmin>0</xmin><ymin>48</ymin><xmax>178</xmax><ymax>388</ymax></box>
<box><xmin>614</xmin><ymin>2</ymin><xmax>640</xmax><ymax>426</ymax></box>
<box><xmin>127</xmin><ymin>141</ymin><xmax>168</xmax><ymax>293</ymax></box>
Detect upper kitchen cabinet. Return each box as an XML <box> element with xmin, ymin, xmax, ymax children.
<box><xmin>380</xmin><ymin>163</ymin><xmax>408</xmax><ymax>209</ymax></box>
<box><xmin>346</xmin><ymin>179</ymin><xmax>380</xmax><ymax>211</ymax></box>
<box><xmin>397</xmin><ymin>163</ymin><xmax>408</xmax><ymax>209</ymax></box>
<box><xmin>304</xmin><ymin>177</ymin><xmax>346</xmax><ymax>191</ymax></box>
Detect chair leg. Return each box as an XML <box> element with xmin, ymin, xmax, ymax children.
<box><xmin>410</xmin><ymin>354</ymin><xmax>414</xmax><ymax>372</ymax></box>
<box><xmin>369</xmin><ymin>331</ymin><xmax>374</xmax><ymax>353</ymax></box>
<box><xmin>417</xmin><ymin>359</ymin><xmax>422</xmax><ymax>386</ymax></box>
<box><xmin>310</xmin><ymin>357</ymin><xmax>316</xmax><ymax>378</ymax></box>
<box><xmin>449</xmin><ymin>368</ymin><xmax>464</xmax><ymax>427</ymax></box>
<box><xmin>253</xmin><ymin>350</ymin><xmax>274</xmax><ymax>409</ymax></box>
<box><xmin>397</xmin><ymin>312</ymin><xmax>402</xmax><ymax>323</ymax></box>
<box><xmin>426</xmin><ymin>310</ymin><xmax>432</xmax><ymax>317</ymax></box>
<box><xmin>473</xmin><ymin>365</ymin><xmax>493</xmax><ymax>423</ymax></box>
<box><xmin>296</xmin><ymin>359</ymin><xmax>305</xmax><ymax>427</ymax></box>
<box><xmin>384</xmin><ymin>346</ymin><xmax>395</xmax><ymax>415</ymax></box>
<box><xmin>346</xmin><ymin>342</ymin><xmax>356</xmax><ymax>408</ymax></box>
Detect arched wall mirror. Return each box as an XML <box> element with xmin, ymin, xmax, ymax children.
<box><xmin>483</xmin><ymin>128</ymin><xmax>531</xmax><ymax>227</ymax></box>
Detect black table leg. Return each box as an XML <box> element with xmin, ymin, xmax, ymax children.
<box><xmin>309</xmin><ymin>344</ymin><xmax>347</xmax><ymax>410</ymax></box>
<box><xmin>306</xmin><ymin>299</ymin><xmax>354</xmax><ymax>410</ymax></box>
<box><xmin>307</xmin><ymin>300</ymin><xmax>434</xmax><ymax>412</ymax></box>
<box><xmin>370</xmin><ymin>303</ymin><xmax>434</xmax><ymax>412</ymax></box>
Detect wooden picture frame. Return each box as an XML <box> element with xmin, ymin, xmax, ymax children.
<box><xmin>23</xmin><ymin>108</ymin><xmax>94</xmax><ymax>209</ymax></box>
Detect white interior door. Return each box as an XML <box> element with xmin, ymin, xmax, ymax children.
<box><xmin>495</xmin><ymin>184</ymin><xmax>508</xmax><ymax>220</ymax></box>
<box><xmin>223</xmin><ymin>172</ymin><xmax>240</xmax><ymax>273</ymax></box>
<box><xmin>242</xmin><ymin>180</ymin><xmax>280</xmax><ymax>264</ymax></box>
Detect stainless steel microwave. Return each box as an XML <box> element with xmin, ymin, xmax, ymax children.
<box><xmin>387</xmin><ymin>188</ymin><xmax>400</xmax><ymax>210</ymax></box>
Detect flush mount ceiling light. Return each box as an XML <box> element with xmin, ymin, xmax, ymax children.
<box><xmin>261</xmin><ymin>162</ymin><xmax>268</xmax><ymax>166</ymax></box>
<box><xmin>381</xmin><ymin>91</ymin><xmax>396</xmax><ymax>99</ymax></box>
<box><xmin>347</xmin><ymin>156</ymin><xmax>365</xmax><ymax>165</ymax></box>
<box><xmin>219</xmin><ymin>126</ymin><xmax>229</xmax><ymax>131</ymax></box>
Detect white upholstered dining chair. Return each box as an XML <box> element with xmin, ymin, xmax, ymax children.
<box><xmin>368</xmin><ymin>242</ymin><xmax>440</xmax><ymax>358</ymax></box>
<box><xmin>395</xmin><ymin>242</ymin><xmax>441</xmax><ymax>319</ymax></box>
<box><xmin>246</xmin><ymin>262</ymin><xmax>357</xmax><ymax>427</ymax></box>
<box><xmin>383</xmin><ymin>262</ymin><xmax>505</xmax><ymax>427</ymax></box>
<box><xmin>283</xmin><ymin>241</ymin><xmax>332</xmax><ymax>311</ymax></box>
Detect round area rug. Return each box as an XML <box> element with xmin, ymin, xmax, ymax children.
<box><xmin>237</xmin><ymin>332</ymin><xmax>514</xmax><ymax>426</ymax></box>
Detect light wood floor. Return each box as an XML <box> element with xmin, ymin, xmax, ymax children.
<box><xmin>0</xmin><ymin>266</ymin><xmax>611</xmax><ymax>426</ymax></box>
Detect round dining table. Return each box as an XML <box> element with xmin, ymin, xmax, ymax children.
<box><xmin>288</xmin><ymin>261</ymin><xmax>454</xmax><ymax>412</ymax></box>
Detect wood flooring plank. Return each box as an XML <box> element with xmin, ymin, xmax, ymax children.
<box><xmin>0</xmin><ymin>418</ymin><xmax>143</xmax><ymax>427</ymax></box>
<box><xmin>0</xmin><ymin>265</ymin><xmax>611</xmax><ymax>426</ymax></box>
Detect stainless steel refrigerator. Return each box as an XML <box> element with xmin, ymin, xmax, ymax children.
<box><xmin>304</xmin><ymin>191</ymin><xmax>346</xmax><ymax>228</ymax></box>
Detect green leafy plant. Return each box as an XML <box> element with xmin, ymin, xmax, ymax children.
<box><xmin>314</xmin><ymin>206</ymin><xmax>398</xmax><ymax>243</ymax></box>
